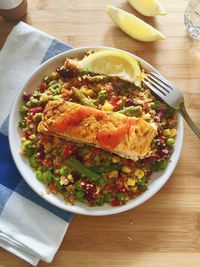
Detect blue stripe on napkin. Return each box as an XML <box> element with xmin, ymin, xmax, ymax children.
<box><xmin>0</xmin><ymin>39</ymin><xmax>74</xmax><ymax>222</ymax></box>
<box><xmin>42</xmin><ymin>40</ymin><xmax>72</xmax><ymax>63</ymax></box>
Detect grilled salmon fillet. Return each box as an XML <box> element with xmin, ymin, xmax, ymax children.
<box><xmin>38</xmin><ymin>101</ymin><xmax>157</xmax><ymax>160</ymax></box>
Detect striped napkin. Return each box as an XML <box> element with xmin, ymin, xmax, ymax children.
<box><xmin>0</xmin><ymin>22</ymin><xmax>74</xmax><ymax>266</ymax></box>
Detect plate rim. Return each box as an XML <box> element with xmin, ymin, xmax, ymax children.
<box><xmin>8</xmin><ymin>46</ymin><xmax>184</xmax><ymax>216</ymax></box>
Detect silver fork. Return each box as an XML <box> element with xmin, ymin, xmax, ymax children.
<box><xmin>142</xmin><ymin>72</ymin><xmax>200</xmax><ymax>139</ymax></box>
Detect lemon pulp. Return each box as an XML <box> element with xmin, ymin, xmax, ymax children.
<box><xmin>80</xmin><ymin>50</ymin><xmax>142</xmax><ymax>87</ymax></box>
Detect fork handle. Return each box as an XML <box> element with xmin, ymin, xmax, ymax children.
<box><xmin>179</xmin><ymin>103</ymin><xmax>200</xmax><ymax>139</ymax></box>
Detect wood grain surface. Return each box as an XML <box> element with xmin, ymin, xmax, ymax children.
<box><xmin>0</xmin><ymin>0</ymin><xmax>200</xmax><ymax>266</ymax></box>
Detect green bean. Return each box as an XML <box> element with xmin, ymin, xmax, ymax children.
<box><xmin>53</xmin><ymin>176</ymin><xmax>62</xmax><ymax>189</ymax></box>
<box><xmin>117</xmin><ymin>106</ymin><xmax>142</xmax><ymax>117</ymax></box>
<box><xmin>66</xmin><ymin>157</ymin><xmax>100</xmax><ymax>181</ymax></box>
<box><xmin>92</xmin><ymin>90</ymin><xmax>107</xmax><ymax>105</ymax></box>
<box><xmin>90</xmin><ymin>164</ymin><xmax>120</xmax><ymax>174</ymax></box>
<box><xmin>72</xmin><ymin>87</ymin><xmax>96</xmax><ymax>108</ymax></box>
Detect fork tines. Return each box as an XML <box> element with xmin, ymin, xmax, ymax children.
<box><xmin>142</xmin><ymin>72</ymin><xmax>173</xmax><ymax>97</ymax></box>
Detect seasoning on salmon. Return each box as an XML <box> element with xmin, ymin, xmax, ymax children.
<box><xmin>38</xmin><ymin>100</ymin><xmax>157</xmax><ymax>160</ymax></box>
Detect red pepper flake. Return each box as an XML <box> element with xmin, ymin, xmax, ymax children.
<box><xmin>63</xmin><ymin>146</ymin><xmax>74</xmax><ymax>158</ymax></box>
<box><xmin>39</xmin><ymin>82</ymin><xmax>47</xmax><ymax>92</ymax></box>
<box><xmin>111</xmin><ymin>199</ymin><xmax>121</xmax><ymax>206</ymax></box>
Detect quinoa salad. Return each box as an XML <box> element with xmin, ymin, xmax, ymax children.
<box><xmin>18</xmin><ymin>55</ymin><xmax>177</xmax><ymax>207</ymax></box>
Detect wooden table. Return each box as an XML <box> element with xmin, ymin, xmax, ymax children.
<box><xmin>1</xmin><ymin>0</ymin><xmax>200</xmax><ymax>266</ymax></box>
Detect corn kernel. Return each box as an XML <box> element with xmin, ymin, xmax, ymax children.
<box><xmin>67</xmin><ymin>174</ymin><xmax>74</xmax><ymax>182</ymax></box>
<box><xmin>80</xmin><ymin>85</ymin><xmax>88</xmax><ymax>93</ymax></box>
<box><xmin>29</xmin><ymin>134</ymin><xmax>36</xmax><ymax>140</ymax></box>
<box><xmin>122</xmin><ymin>166</ymin><xmax>131</xmax><ymax>174</ymax></box>
<box><xmin>135</xmin><ymin>169</ymin><xmax>144</xmax><ymax>179</ymax></box>
<box><xmin>63</xmin><ymin>82</ymin><xmax>69</xmax><ymax>89</ymax></box>
<box><xmin>50</xmin><ymin>71</ymin><xmax>59</xmax><ymax>79</ymax></box>
<box><xmin>40</xmin><ymin>94</ymin><xmax>49</xmax><ymax>102</ymax></box>
<box><xmin>96</xmin><ymin>186</ymin><xmax>101</xmax><ymax>194</ymax></box>
<box><xmin>127</xmin><ymin>178</ymin><xmax>136</xmax><ymax>187</ymax></box>
<box><xmin>170</xmin><ymin>128</ymin><xmax>177</xmax><ymax>137</ymax></box>
<box><xmin>61</xmin><ymin>87</ymin><xmax>66</xmax><ymax>93</ymax></box>
<box><xmin>85</xmin><ymin>89</ymin><xmax>94</xmax><ymax>97</ymax></box>
<box><xmin>142</xmin><ymin>113</ymin><xmax>151</xmax><ymax>120</ymax></box>
<box><xmin>132</xmin><ymin>186</ymin><xmax>138</xmax><ymax>193</ymax></box>
<box><xmin>112</xmin><ymin>155</ymin><xmax>120</xmax><ymax>163</ymax></box>
<box><xmin>102</xmin><ymin>101</ymin><xmax>113</xmax><ymax>112</ymax></box>
<box><xmin>21</xmin><ymin>137</ymin><xmax>26</xmax><ymax>142</ymax></box>
<box><xmin>163</xmin><ymin>129</ymin><xmax>171</xmax><ymax>137</ymax></box>
<box><xmin>108</xmin><ymin>170</ymin><xmax>118</xmax><ymax>179</ymax></box>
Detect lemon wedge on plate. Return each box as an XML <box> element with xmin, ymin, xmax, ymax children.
<box><xmin>128</xmin><ymin>0</ymin><xmax>166</xmax><ymax>17</ymax></box>
<box><xmin>106</xmin><ymin>5</ymin><xmax>166</xmax><ymax>42</ymax></box>
<box><xmin>79</xmin><ymin>50</ymin><xmax>142</xmax><ymax>86</ymax></box>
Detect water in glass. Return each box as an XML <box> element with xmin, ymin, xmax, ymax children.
<box><xmin>185</xmin><ymin>0</ymin><xmax>200</xmax><ymax>40</ymax></box>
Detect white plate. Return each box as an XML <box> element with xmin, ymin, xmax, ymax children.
<box><xmin>9</xmin><ymin>46</ymin><xmax>184</xmax><ymax>216</ymax></box>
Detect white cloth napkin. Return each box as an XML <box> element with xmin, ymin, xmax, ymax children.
<box><xmin>0</xmin><ymin>22</ymin><xmax>74</xmax><ymax>266</ymax></box>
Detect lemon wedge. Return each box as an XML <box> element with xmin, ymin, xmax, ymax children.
<box><xmin>106</xmin><ymin>5</ymin><xmax>166</xmax><ymax>42</ymax></box>
<box><xmin>79</xmin><ymin>50</ymin><xmax>142</xmax><ymax>86</ymax></box>
<box><xmin>128</xmin><ymin>0</ymin><xmax>166</xmax><ymax>17</ymax></box>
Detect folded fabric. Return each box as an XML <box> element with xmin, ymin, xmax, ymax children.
<box><xmin>0</xmin><ymin>22</ymin><xmax>74</xmax><ymax>266</ymax></box>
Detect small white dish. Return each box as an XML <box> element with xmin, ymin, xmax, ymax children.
<box><xmin>9</xmin><ymin>46</ymin><xmax>184</xmax><ymax>216</ymax></box>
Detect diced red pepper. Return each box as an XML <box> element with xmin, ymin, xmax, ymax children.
<box><xmin>111</xmin><ymin>199</ymin><xmax>121</xmax><ymax>206</ymax></box>
<box><xmin>39</xmin><ymin>82</ymin><xmax>47</xmax><ymax>92</ymax></box>
<box><xmin>109</xmin><ymin>97</ymin><xmax>120</xmax><ymax>107</ymax></box>
<box><xmin>142</xmin><ymin>102</ymin><xmax>150</xmax><ymax>112</ymax></box>
<box><xmin>63</xmin><ymin>146</ymin><xmax>74</xmax><ymax>158</ymax></box>
<box><xmin>62</xmin><ymin>90</ymin><xmax>73</xmax><ymax>100</ymax></box>
<box><xmin>30</xmin><ymin>106</ymin><xmax>43</xmax><ymax>114</ymax></box>
<box><xmin>92</xmin><ymin>148</ymin><xmax>100</xmax><ymax>155</ymax></box>
<box><xmin>24</xmin><ymin>131</ymin><xmax>31</xmax><ymax>139</ymax></box>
